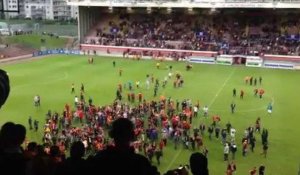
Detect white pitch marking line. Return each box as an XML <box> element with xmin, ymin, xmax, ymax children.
<box><xmin>208</xmin><ymin>68</ymin><xmax>236</xmax><ymax>108</ymax></box>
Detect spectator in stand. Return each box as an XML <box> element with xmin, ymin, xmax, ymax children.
<box><xmin>0</xmin><ymin>122</ymin><xmax>27</xmax><ymax>175</ymax></box>
<box><xmin>86</xmin><ymin>12</ymin><xmax>300</xmax><ymax>56</ymax></box>
<box><xmin>91</xmin><ymin>118</ymin><xmax>158</xmax><ymax>175</ymax></box>
<box><xmin>57</xmin><ymin>141</ymin><xmax>87</xmax><ymax>175</ymax></box>
<box><xmin>190</xmin><ymin>152</ymin><xmax>209</xmax><ymax>175</ymax></box>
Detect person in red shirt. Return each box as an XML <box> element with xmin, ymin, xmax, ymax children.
<box><xmin>212</xmin><ymin>114</ymin><xmax>221</xmax><ymax>126</ymax></box>
<box><xmin>131</xmin><ymin>93</ymin><xmax>135</xmax><ymax>103</ymax></box>
<box><xmin>240</xmin><ymin>90</ymin><xmax>244</xmax><ymax>99</ymax></box>
<box><xmin>127</xmin><ymin>93</ymin><xmax>131</xmax><ymax>101</ymax></box>
<box><xmin>254</xmin><ymin>88</ymin><xmax>258</xmax><ymax>96</ymax></box>
<box><xmin>259</xmin><ymin>89</ymin><xmax>265</xmax><ymax>99</ymax></box>
<box><xmin>242</xmin><ymin>140</ymin><xmax>248</xmax><ymax>156</ymax></box>
<box><xmin>159</xmin><ymin>139</ymin><xmax>164</xmax><ymax>151</ymax></box>
<box><xmin>138</xmin><ymin>93</ymin><xmax>143</xmax><ymax>103</ymax></box>
<box><xmin>249</xmin><ymin>166</ymin><xmax>257</xmax><ymax>175</ymax></box>
<box><xmin>118</xmin><ymin>83</ymin><xmax>122</xmax><ymax>93</ymax></box>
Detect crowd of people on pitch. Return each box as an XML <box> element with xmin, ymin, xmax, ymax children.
<box><xmin>1</xmin><ymin>86</ymin><xmax>269</xmax><ymax>175</ymax></box>
<box><xmin>85</xmin><ymin>11</ymin><xmax>300</xmax><ymax>56</ymax></box>
<box><xmin>0</xmin><ymin>64</ymin><xmax>271</xmax><ymax>175</ymax></box>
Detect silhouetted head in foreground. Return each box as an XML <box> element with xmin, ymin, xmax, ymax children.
<box><xmin>190</xmin><ymin>152</ymin><xmax>209</xmax><ymax>175</ymax></box>
<box><xmin>109</xmin><ymin>118</ymin><xmax>134</xmax><ymax>149</ymax></box>
<box><xmin>0</xmin><ymin>69</ymin><xmax>10</xmax><ymax>109</ymax></box>
<box><xmin>70</xmin><ymin>141</ymin><xmax>85</xmax><ymax>159</ymax></box>
<box><xmin>0</xmin><ymin>122</ymin><xmax>26</xmax><ymax>150</ymax></box>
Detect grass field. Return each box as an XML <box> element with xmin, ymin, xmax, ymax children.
<box><xmin>3</xmin><ymin>34</ymin><xmax>68</xmax><ymax>49</ymax></box>
<box><xmin>0</xmin><ymin>55</ymin><xmax>300</xmax><ymax>174</ymax></box>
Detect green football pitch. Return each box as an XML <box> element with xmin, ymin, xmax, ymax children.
<box><xmin>0</xmin><ymin>55</ymin><xmax>300</xmax><ymax>174</ymax></box>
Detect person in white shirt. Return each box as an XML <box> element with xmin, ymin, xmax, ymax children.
<box><xmin>34</xmin><ymin>95</ymin><xmax>40</xmax><ymax>107</ymax></box>
<box><xmin>145</xmin><ymin>79</ymin><xmax>150</xmax><ymax>89</ymax></box>
<box><xmin>193</xmin><ymin>105</ymin><xmax>199</xmax><ymax>117</ymax></box>
<box><xmin>74</xmin><ymin>96</ymin><xmax>79</xmax><ymax>106</ymax></box>
<box><xmin>203</xmin><ymin>105</ymin><xmax>208</xmax><ymax>117</ymax></box>
<box><xmin>224</xmin><ymin>143</ymin><xmax>230</xmax><ymax>161</ymax></box>
<box><xmin>230</xmin><ymin>128</ymin><xmax>236</xmax><ymax>138</ymax></box>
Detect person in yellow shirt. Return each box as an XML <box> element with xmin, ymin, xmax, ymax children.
<box><xmin>156</xmin><ymin>62</ymin><xmax>160</xmax><ymax>69</ymax></box>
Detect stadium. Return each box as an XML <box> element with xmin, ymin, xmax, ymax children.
<box><xmin>1</xmin><ymin>0</ymin><xmax>300</xmax><ymax>174</ymax></box>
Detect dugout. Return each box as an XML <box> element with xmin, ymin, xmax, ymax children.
<box><xmin>233</xmin><ymin>56</ymin><xmax>247</xmax><ymax>65</ymax></box>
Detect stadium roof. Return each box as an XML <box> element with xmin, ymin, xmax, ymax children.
<box><xmin>67</xmin><ymin>0</ymin><xmax>300</xmax><ymax>8</ymax></box>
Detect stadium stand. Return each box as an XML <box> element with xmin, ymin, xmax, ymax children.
<box><xmin>0</xmin><ymin>44</ymin><xmax>36</xmax><ymax>59</ymax></box>
<box><xmin>83</xmin><ymin>9</ymin><xmax>300</xmax><ymax>56</ymax></box>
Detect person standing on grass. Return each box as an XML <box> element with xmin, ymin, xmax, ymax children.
<box><xmin>226</xmin><ymin>121</ymin><xmax>232</xmax><ymax>134</ymax></box>
<box><xmin>34</xmin><ymin>95</ymin><xmax>40</xmax><ymax>107</ymax></box>
<box><xmin>254</xmin><ymin>78</ymin><xmax>257</xmax><ymax>86</ymax></box>
<box><xmin>254</xmin><ymin>88</ymin><xmax>258</xmax><ymax>96</ymax></box>
<box><xmin>119</xmin><ymin>68</ymin><xmax>123</xmax><ymax>76</ymax></box>
<box><xmin>156</xmin><ymin>62</ymin><xmax>160</xmax><ymax>69</ymax></box>
<box><xmin>203</xmin><ymin>105</ymin><xmax>208</xmax><ymax>117</ymax></box>
<box><xmin>71</xmin><ymin>83</ymin><xmax>75</xmax><ymax>93</ymax></box>
<box><xmin>259</xmin><ymin>89</ymin><xmax>265</xmax><ymax>99</ymax></box>
<box><xmin>255</xmin><ymin>117</ymin><xmax>261</xmax><ymax>133</ymax></box>
<box><xmin>249</xmin><ymin>136</ymin><xmax>256</xmax><ymax>152</ymax></box>
<box><xmin>80</xmin><ymin>83</ymin><xmax>85</xmax><ymax>93</ymax></box>
<box><xmin>240</xmin><ymin>90</ymin><xmax>244</xmax><ymax>99</ymax></box>
<box><xmin>153</xmin><ymin>85</ymin><xmax>158</xmax><ymax>97</ymax></box>
<box><xmin>230</xmin><ymin>143</ymin><xmax>237</xmax><ymax>160</ymax></box>
<box><xmin>224</xmin><ymin>143</ymin><xmax>230</xmax><ymax>161</ymax></box>
<box><xmin>34</xmin><ymin>120</ymin><xmax>39</xmax><ymax>131</ymax></box>
<box><xmin>249</xmin><ymin>167</ymin><xmax>257</xmax><ymax>175</ymax></box>
<box><xmin>259</xmin><ymin>76</ymin><xmax>262</xmax><ymax>85</ymax></box>
<box><xmin>259</xmin><ymin>165</ymin><xmax>265</xmax><ymax>175</ymax></box>
<box><xmin>261</xmin><ymin>143</ymin><xmax>268</xmax><ymax>158</ymax></box>
<box><xmin>146</xmin><ymin>78</ymin><xmax>150</xmax><ymax>90</ymax></box>
<box><xmin>154</xmin><ymin>147</ymin><xmax>162</xmax><ymax>165</ymax></box>
<box><xmin>138</xmin><ymin>93</ymin><xmax>143</xmax><ymax>103</ymax></box>
<box><xmin>193</xmin><ymin>105</ymin><xmax>199</xmax><ymax>117</ymax></box>
<box><xmin>74</xmin><ymin>95</ymin><xmax>79</xmax><ymax>107</ymax></box>
<box><xmin>230</xmin><ymin>102</ymin><xmax>236</xmax><ymax>114</ymax></box>
<box><xmin>136</xmin><ymin>81</ymin><xmax>140</xmax><ymax>89</ymax></box>
<box><xmin>208</xmin><ymin>125</ymin><xmax>213</xmax><ymax>140</ymax></box>
<box><xmin>113</xmin><ymin>61</ymin><xmax>116</xmax><ymax>67</ymax></box>
<box><xmin>267</xmin><ymin>102</ymin><xmax>273</xmax><ymax>115</ymax></box>
<box><xmin>28</xmin><ymin>116</ymin><xmax>33</xmax><ymax>130</ymax></box>
<box><xmin>226</xmin><ymin>161</ymin><xmax>236</xmax><ymax>175</ymax></box>
<box><xmin>233</xmin><ymin>88</ymin><xmax>236</xmax><ymax>97</ymax></box>
<box><xmin>242</xmin><ymin>140</ymin><xmax>248</xmax><ymax>157</ymax></box>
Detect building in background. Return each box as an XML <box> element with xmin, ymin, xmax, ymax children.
<box><xmin>2</xmin><ymin>0</ymin><xmax>78</xmax><ymax>20</ymax></box>
<box><xmin>2</xmin><ymin>0</ymin><xmax>19</xmax><ymax>18</ymax></box>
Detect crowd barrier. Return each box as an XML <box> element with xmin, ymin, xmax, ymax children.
<box><xmin>80</xmin><ymin>44</ymin><xmax>218</xmax><ymax>57</ymax></box>
<box><xmin>32</xmin><ymin>49</ymin><xmax>81</xmax><ymax>57</ymax></box>
<box><xmin>188</xmin><ymin>56</ymin><xmax>215</xmax><ymax>64</ymax></box>
<box><xmin>263</xmin><ymin>62</ymin><xmax>294</xmax><ymax>69</ymax></box>
<box><xmin>33</xmin><ymin>45</ymin><xmax>300</xmax><ymax>70</ymax></box>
